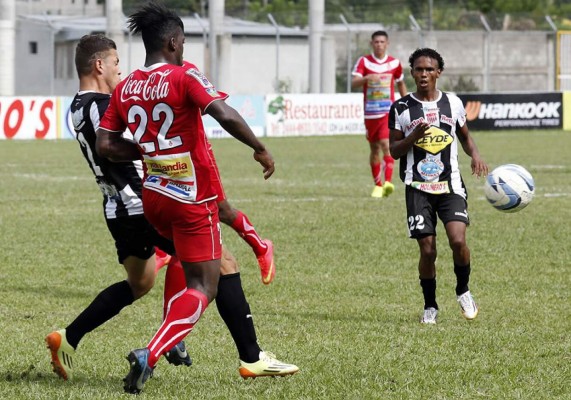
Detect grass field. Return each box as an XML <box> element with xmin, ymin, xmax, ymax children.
<box><xmin>0</xmin><ymin>130</ymin><xmax>570</xmax><ymax>399</ymax></box>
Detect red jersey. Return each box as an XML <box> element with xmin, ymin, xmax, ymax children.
<box><xmin>352</xmin><ymin>54</ymin><xmax>404</xmax><ymax>119</ymax></box>
<box><xmin>100</xmin><ymin>62</ymin><xmax>228</xmax><ymax>204</ymax></box>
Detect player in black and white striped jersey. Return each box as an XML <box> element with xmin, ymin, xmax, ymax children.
<box><xmin>389</xmin><ymin>48</ymin><xmax>488</xmax><ymax>324</ymax></box>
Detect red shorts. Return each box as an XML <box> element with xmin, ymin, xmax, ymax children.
<box><xmin>142</xmin><ymin>189</ymin><xmax>222</xmax><ymax>263</ymax></box>
<box><xmin>207</xmin><ymin>142</ymin><xmax>227</xmax><ymax>201</ymax></box>
<box><xmin>365</xmin><ymin>116</ymin><xmax>389</xmax><ymax>143</ymax></box>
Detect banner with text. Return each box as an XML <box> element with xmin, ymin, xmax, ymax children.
<box><xmin>202</xmin><ymin>95</ymin><xmax>265</xmax><ymax>138</ymax></box>
<box><xmin>0</xmin><ymin>97</ymin><xmax>61</xmax><ymax>139</ymax></box>
<box><xmin>265</xmin><ymin>94</ymin><xmax>365</xmax><ymax>137</ymax></box>
<box><xmin>458</xmin><ymin>92</ymin><xmax>562</xmax><ymax>130</ymax></box>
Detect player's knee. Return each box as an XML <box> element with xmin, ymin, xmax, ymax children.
<box><xmin>420</xmin><ymin>246</ymin><xmax>437</xmax><ymax>263</ymax></box>
<box><xmin>448</xmin><ymin>237</ymin><xmax>467</xmax><ymax>254</ymax></box>
<box><xmin>129</xmin><ymin>274</ymin><xmax>156</xmax><ymax>300</ymax></box>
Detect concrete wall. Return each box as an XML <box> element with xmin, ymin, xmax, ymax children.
<box><xmin>336</xmin><ymin>30</ymin><xmax>556</xmax><ymax>93</ymax></box>
<box><xmin>15</xmin><ymin>23</ymin><xmax>557</xmax><ymax>96</ymax></box>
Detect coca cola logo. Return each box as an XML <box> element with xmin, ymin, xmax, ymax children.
<box><xmin>121</xmin><ymin>69</ymin><xmax>173</xmax><ymax>102</ymax></box>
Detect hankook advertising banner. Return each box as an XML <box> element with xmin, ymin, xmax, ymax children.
<box><xmin>457</xmin><ymin>92</ymin><xmax>562</xmax><ymax>130</ymax></box>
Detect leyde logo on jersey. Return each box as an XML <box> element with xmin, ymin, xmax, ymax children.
<box><xmin>143</xmin><ymin>153</ymin><xmax>194</xmax><ymax>181</ymax></box>
<box><xmin>414</xmin><ymin>126</ymin><xmax>453</xmax><ymax>155</ymax></box>
<box><xmin>186</xmin><ymin>68</ymin><xmax>214</xmax><ymax>88</ymax></box>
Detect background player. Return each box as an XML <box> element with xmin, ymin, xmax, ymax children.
<box><xmin>95</xmin><ymin>3</ymin><xmax>284</xmax><ymax>393</ymax></box>
<box><xmin>388</xmin><ymin>48</ymin><xmax>488</xmax><ymax>324</ymax></box>
<box><xmin>352</xmin><ymin>31</ymin><xmax>407</xmax><ymax>198</ymax></box>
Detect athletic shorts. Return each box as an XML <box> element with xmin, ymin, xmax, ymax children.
<box><xmin>405</xmin><ymin>185</ymin><xmax>470</xmax><ymax>239</ymax></box>
<box><xmin>365</xmin><ymin>116</ymin><xmax>389</xmax><ymax>142</ymax></box>
<box><xmin>105</xmin><ymin>215</ymin><xmax>175</xmax><ymax>264</ymax></box>
<box><xmin>142</xmin><ymin>189</ymin><xmax>222</xmax><ymax>263</ymax></box>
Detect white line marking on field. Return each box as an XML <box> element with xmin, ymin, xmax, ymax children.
<box><xmin>5</xmin><ymin>173</ymin><xmax>90</xmax><ymax>182</ymax></box>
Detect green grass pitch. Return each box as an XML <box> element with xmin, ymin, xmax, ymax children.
<box><xmin>0</xmin><ymin>130</ymin><xmax>569</xmax><ymax>399</ymax></box>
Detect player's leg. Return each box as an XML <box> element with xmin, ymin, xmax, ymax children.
<box><xmin>366</xmin><ymin>119</ymin><xmax>384</xmax><ymax>198</ymax></box>
<box><xmin>219</xmin><ymin>199</ymin><xmax>275</xmax><ymax>285</ymax></box>
<box><xmin>123</xmin><ymin>196</ymin><xmax>221</xmax><ymax>394</ymax></box>
<box><xmin>441</xmin><ymin>195</ymin><xmax>478</xmax><ymax>320</ymax></box>
<box><xmin>378</xmin><ymin>116</ymin><xmax>395</xmax><ymax>197</ymax></box>
<box><xmin>46</xmin><ymin>216</ymin><xmax>157</xmax><ymax>381</ymax></box>
<box><xmin>215</xmin><ymin>247</ymin><xmax>298</xmax><ymax>378</ymax></box>
<box><xmin>405</xmin><ymin>187</ymin><xmax>439</xmax><ymax>323</ymax></box>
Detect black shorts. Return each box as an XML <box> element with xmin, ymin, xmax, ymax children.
<box><xmin>105</xmin><ymin>215</ymin><xmax>175</xmax><ymax>264</ymax></box>
<box><xmin>405</xmin><ymin>185</ymin><xmax>469</xmax><ymax>239</ymax></box>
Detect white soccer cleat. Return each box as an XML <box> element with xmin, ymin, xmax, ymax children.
<box><xmin>457</xmin><ymin>291</ymin><xmax>479</xmax><ymax>320</ymax></box>
<box><xmin>239</xmin><ymin>351</ymin><xmax>299</xmax><ymax>379</ymax></box>
<box><xmin>420</xmin><ymin>307</ymin><xmax>438</xmax><ymax>324</ymax></box>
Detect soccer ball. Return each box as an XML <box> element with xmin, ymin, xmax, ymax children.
<box><xmin>484</xmin><ymin>164</ymin><xmax>535</xmax><ymax>212</ymax></box>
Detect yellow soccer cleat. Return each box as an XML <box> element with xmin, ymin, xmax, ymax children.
<box><xmin>239</xmin><ymin>351</ymin><xmax>299</xmax><ymax>379</ymax></box>
<box><xmin>45</xmin><ymin>329</ymin><xmax>75</xmax><ymax>380</ymax></box>
<box><xmin>382</xmin><ymin>181</ymin><xmax>395</xmax><ymax>197</ymax></box>
<box><xmin>371</xmin><ymin>185</ymin><xmax>384</xmax><ymax>198</ymax></box>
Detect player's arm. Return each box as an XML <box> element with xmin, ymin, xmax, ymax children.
<box><xmin>397</xmin><ymin>80</ymin><xmax>408</xmax><ymax>97</ymax></box>
<box><xmin>95</xmin><ymin>128</ymin><xmax>140</xmax><ymax>162</ymax></box>
<box><xmin>205</xmin><ymin>100</ymin><xmax>274</xmax><ymax>179</ymax></box>
<box><xmin>456</xmin><ymin>123</ymin><xmax>488</xmax><ymax>178</ymax></box>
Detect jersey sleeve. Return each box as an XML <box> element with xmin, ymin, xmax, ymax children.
<box><xmin>388</xmin><ymin>103</ymin><xmax>400</xmax><ymax>130</ymax></box>
<box><xmin>180</xmin><ymin>66</ymin><xmax>229</xmax><ymax>112</ymax></box>
<box><xmin>99</xmin><ymin>86</ymin><xmax>126</xmax><ymax>133</ymax></box>
<box><xmin>450</xmin><ymin>94</ymin><xmax>467</xmax><ymax>128</ymax></box>
<box><xmin>352</xmin><ymin>57</ymin><xmax>365</xmax><ymax>77</ymax></box>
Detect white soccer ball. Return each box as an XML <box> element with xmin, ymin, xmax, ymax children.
<box><xmin>484</xmin><ymin>164</ymin><xmax>535</xmax><ymax>212</ymax></box>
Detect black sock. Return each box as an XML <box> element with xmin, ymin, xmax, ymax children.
<box><xmin>215</xmin><ymin>273</ymin><xmax>261</xmax><ymax>363</ymax></box>
<box><xmin>420</xmin><ymin>277</ymin><xmax>438</xmax><ymax>309</ymax></box>
<box><xmin>66</xmin><ymin>280</ymin><xmax>134</xmax><ymax>349</ymax></box>
<box><xmin>454</xmin><ymin>263</ymin><xmax>471</xmax><ymax>296</ymax></box>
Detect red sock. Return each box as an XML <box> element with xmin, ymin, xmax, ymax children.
<box><xmin>163</xmin><ymin>257</ymin><xmax>186</xmax><ymax>320</ymax></box>
<box><xmin>230</xmin><ymin>211</ymin><xmax>267</xmax><ymax>256</ymax></box>
<box><xmin>383</xmin><ymin>155</ymin><xmax>394</xmax><ymax>183</ymax></box>
<box><xmin>154</xmin><ymin>247</ymin><xmax>171</xmax><ymax>273</ymax></box>
<box><xmin>371</xmin><ymin>162</ymin><xmax>382</xmax><ymax>186</ymax></box>
<box><xmin>147</xmin><ymin>288</ymin><xmax>208</xmax><ymax>367</ymax></box>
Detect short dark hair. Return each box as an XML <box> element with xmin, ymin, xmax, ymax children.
<box><xmin>371</xmin><ymin>30</ymin><xmax>388</xmax><ymax>40</ymax></box>
<box><xmin>409</xmin><ymin>48</ymin><xmax>445</xmax><ymax>71</ymax></box>
<box><xmin>127</xmin><ymin>1</ymin><xmax>184</xmax><ymax>53</ymax></box>
<box><xmin>75</xmin><ymin>34</ymin><xmax>116</xmax><ymax>78</ymax></box>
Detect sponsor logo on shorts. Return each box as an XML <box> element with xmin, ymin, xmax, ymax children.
<box><xmin>455</xmin><ymin>210</ymin><xmax>468</xmax><ymax>218</ymax></box>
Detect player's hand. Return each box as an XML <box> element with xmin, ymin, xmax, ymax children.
<box><xmin>471</xmin><ymin>157</ymin><xmax>488</xmax><ymax>178</ymax></box>
<box><xmin>411</xmin><ymin>122</ymin><xmax>431</xmax><ymax>141</ymax></box>
<box><xmin>366</xmin><ymin>73</ymin><xmax>381</xmax><ymax>83</ymax></box>
<box><xmin>253</xmin><ymin>149</ymin><xmax>275</xmax><ymax>180</ymax></box>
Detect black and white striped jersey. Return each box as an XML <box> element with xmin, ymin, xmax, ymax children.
<box><xmin>70</xmin><ymin>91</ymin><xmax>144</xmax><ymax>219</ymax></box>
<box><xmin>389</xmin><ymin>90</ymin><xmax>468</xmax><ymax>199</ymax></box>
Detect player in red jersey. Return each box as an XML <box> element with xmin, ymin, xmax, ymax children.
<box><xmin>352</xmin><ymin>31</ymin><xmax>408</xmax><ymax>198</ymax></box>
<box><xmin>95</xmin><ymin>3</ymin><xmax>278</xmax><ymax>394</ymax></box>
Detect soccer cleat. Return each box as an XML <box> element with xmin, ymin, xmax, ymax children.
<box><xmin>383</xmin><ymin>181</ymin><xmax>395</xmax><ymax>197</ymax></box>
<box><xmin>420</xmin><ymin>307</ymin><xmax>438</xmax><ymax>324</ymax></box>
<box><xmin>457</xmin><ymin>291</ymin><xmax>479</xmax><ymax>320</ymax></box>
<box><xmin>239</xmin><ymin>351</ymin><xmax>299</xmax><ymax>379</ymax></box>
<box><xmin>155</xmin><ymin>247</ymin><xmax>172</xmax><ymax>272</ymax></box>
<box><xmin>371</xmin><ymin>185</ymin><xmax>384</xmax><ymax>198</ymax></box>
<box><xmin>45</xmin><ymin>329</ymin><xmax>75</xmax><ymax>381</ymax></box>
<box><xmin>257</xmin><ymin>239</ymin><xmax>276</xmax><ymax>285</ymax></box>
<box><xmin>164</xmin><ymin>341</ymin><xmax>192</xmax><ymax>367</ymax></box>
<box><xmin>123</xmin><ymin>348</ymin><xmax>154</xmax><ymax>394</ymax></box>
